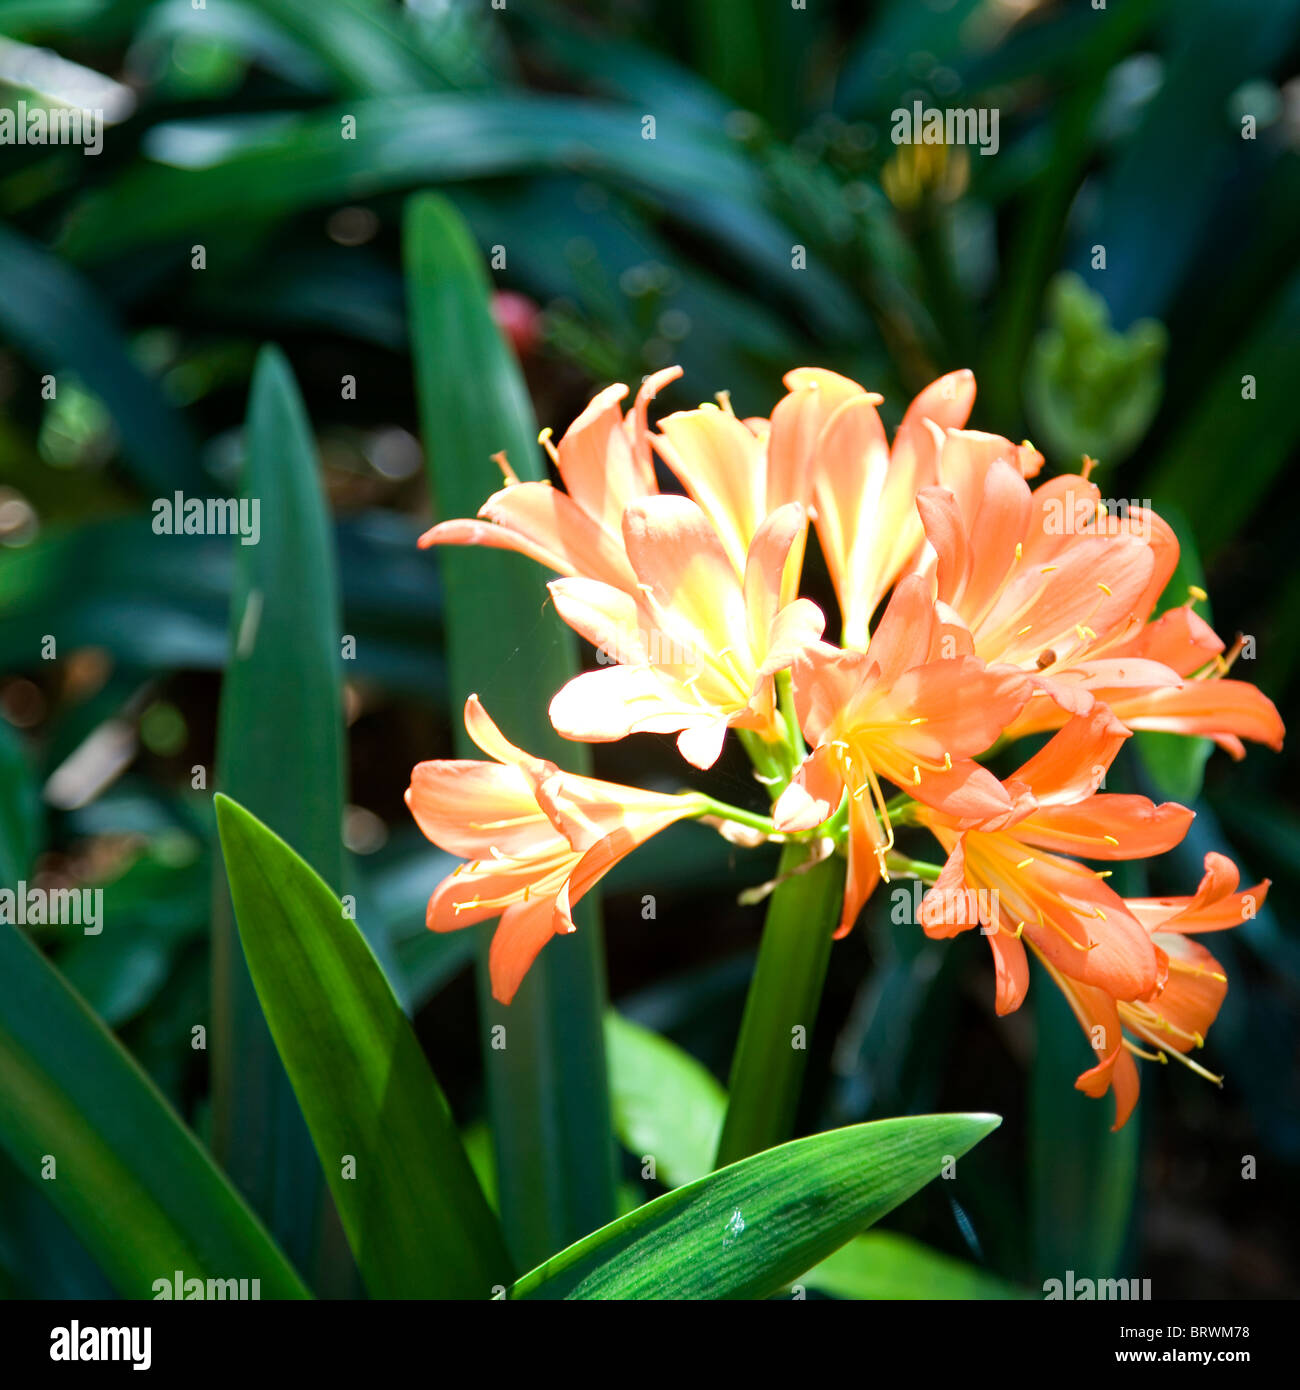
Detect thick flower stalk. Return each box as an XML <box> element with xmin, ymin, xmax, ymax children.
<box><xmin>413</xmin><ymin>363</ymin><xmax>1284</xmax><ymax>1138</ymax></box>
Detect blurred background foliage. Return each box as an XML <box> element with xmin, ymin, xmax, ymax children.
<box><xmin>0</xmin><ymin>0</ymin><xmax>1298</xmax><ymax>1298</ymax></box>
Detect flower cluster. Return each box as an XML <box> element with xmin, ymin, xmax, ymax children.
<box><xmin>408</xmin><ymin>366</ymin><xmax>1282</xmax><ymax>1127</ymax></box>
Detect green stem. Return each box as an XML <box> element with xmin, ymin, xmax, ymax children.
<box><xmin>736</xmin><ymin>728</ymin><xmax>786</xmax><ymax>790</ymax></box>
<box><xmin>714</xmin><ymin>840</ymin><xmax>846</xmax><ymax>1167</ymax></box>
<box><xmin>696</xmin><ymin>796</ymin><xmax>777</xmax><ymax>837</ymax></box>
<box><xmin>884</xmin><ymin>853</ymin><xmax>942</xmax><ymax>884</ymax></box>
<box><xmin>776</xmin><ymin>670</ymin><xmax>806</xmax><ymax>764</ymax></box>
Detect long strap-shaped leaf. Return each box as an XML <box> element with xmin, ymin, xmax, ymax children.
<box><xmin>0</xmin><ymin>924</ymin><xmax>309</xmax><ymax>1300</ymax></box>
<box><xmin>405</xmin><ymin>191</ymin><xmax>617</xmax><ymax>1266</ymax></box>
<box><xmin>605</xmin><ymin>1011</ymin><xmax>1022</xmax><ymax>1298</ymax></box>
<box><xmin>0</xmin><ymin>223</ymin><xmax>203</xmax><ymax>494</ymax></box>
<box><xmin>214</xmin><ymin>794</ymin><xmax>512</xmax><ymax>1298</ymax></box>
<box><xmin>210</xmin><ymin>345</ymin><xmax>347</xmax><ymax>1286</ymax></box>
<box><xmin>513</xmin><ymin>1112</ymin><xmax>1000</xmax><ymax>1299</ymax></box>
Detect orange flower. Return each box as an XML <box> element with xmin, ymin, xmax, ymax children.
<box><xmin>769</xmin><ymin>367</ymin><xmax>1041</xmax><ymax>648</ymax></box>
<box><xmin>917</xmin><ymin>461</ymin><xmax>1176</xmax><ymax>712</ymax></box>
<box><xmin>546</xmin><ymin>496</ymin><xmax>825</xmax><ymax>768</ymax></box>
<box><xmin>917</xmin><ymin>458</ymin><xmax>1285</xmax><ymax>753</ymax></box>
<box><xmin>419</xmin><ymin>367</ymin><xmax>682</xmax><ymax>592</ymax></box>
<box><xmin>1038</xmin><ymin>848</ymin><xmax>1265</xmax><ymax>1132</ymax></box>
<box><xmin>773</xmin><ymin>575</ymin><xmax>1033</xmax><ymax>935</ymax></box>
<box><xmin>907</xmin><ymin>709</ymin><xmax>1263</xmax><ymax>1130</ymax></box>
<box><xmin>913</xmin><ymin>708</ymin><xmax>1192</xmax><ymax>1024</ymax></box>
<box><xmin>407</xmin><ymin>695</ymin><xmax>703</xmax><ymax>1003</ymax></box>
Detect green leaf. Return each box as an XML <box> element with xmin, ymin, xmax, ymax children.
<box><xmin>0</xmin><ymin>923</ymin><xmax>309</xmax><ymax>1299</ymax></box>
<box><xmin>64</xmin><ymin>95</ymin><xmax>762</xmax><ymax>264</ymax></box>
<box><xmin>213</xmin><ymin>794</ymin><xmax>512</xmax><ymax>1299</ymax></box>
<box><xmin>254</xmin><ymin>0</ymin><xmax>461</xmax><ymax>96</ymax></box>
<box><xmin>605</xmin><ymin>1011</ymin><xmax>725</xmax><ymax>1190</ymax></box>
<box><xmin>1145</xmin><ymin>268</ymin><xmax>1300</xmax><ymax>561</ymax></box>
<box><xmin>0</xmin><ymin>718</ymin><xmax>41</xmax><ymax>886</ymax></box>
<box><xmin>512</xmin><ymin>1113</ymin><xmax>1001</xmax><ymax>1300</ymax></box>
<box><xmin>0</xmin><ymin>512</ymin><xmax>444</xmax><ymax>694</ymax></box>
<box><xmin>803</xmin><ymin>1229</ymin><xmax>1028</xmax><ymax>1301</ymax></box>
<box><xmin>1030</xmin><ymin>981</ymin><xmax>1138</xmax><ymax>1283</ymax></box>
<box><xmin>209</xmin><ymin>345</ymin><xmax>346</xmax><ymax>1285</ymax></box>
<box><xmin>0</xmin><ymin>223</ymin><xmax>203</xmax><ymax>494</ymax></box>
<box><xmin>405</xmin><ymin>191</ymin><xmax>616</xmax><ymax>1267</ymax></box>
<box><xmin>605</xmin><ymin>1011</ymin><xmax>1012</xmax><ymax>1299</ymax></box>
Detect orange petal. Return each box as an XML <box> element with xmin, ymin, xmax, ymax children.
<box><xmin>863</xmin><ymin>574</ymin><xmax>942</xmax><ymax>686</ymax></box>
<box><xmin>622</xmin><ymin>494</ymin><xmax>747</xmax><ymax>656</ymax></box>
<box><xmin>1127</xmin><ymin>852</ymin><xmax>1270</xmax><ymax>933</ymax></box>
<box><xmin>548</xmin><ymin>577</ymin><xmax>649</xmax><ymax>667</ymax></box>
<box><xmin>895</xmin><ymin>369</ymin><xmax>976</xmax><ymax>487</ymax></box>
<box><xmin>759</xmin><ymin>599</ymin><xmax>827</xmax><ymax>678</ymax></box>
<box><xmin>1127</xmin><ymin>604</ymin><xmax>1223</xmax><ymax>675</ymax></box>
<box><xmin>1009</xmin><ymin>707</ymin><xmax>1130</xmax><ymax>805</ymax></box>
<box><xmin>1018</xmin><ymin>796</ymin><xmax>1194</xmax><ymax>861</ymax></box>
<box><xmin>420</xmin><ymin>480</ymin><xmax>639</xmax><ymax>591</ymax></box>
<box><xmin>406</xmin><ymin>760</ymin><xmax>551</xmax><ymax>859</ymax></box>
<box><xmin>767</xmin><ymin>366</ymin><xmax>869</xmax><ymax>510</ymax></box>
<box><xmin>743</xmin><ymin>501</ymin><xmax>808</xmax><ymax>646</ymax></box>
<box><xmin>840</xmin><ymin>789</ymin><xmax>884</xmax><ymax>937</ymax></box>
<box><xmin>881</xmin><ymin>657</ymin><xmax>1033</xmax><ymax>766</ymax></box>
<box><xmin>812</xmin><ymin>393</ymin><xmax>907</xmax><ymax>648</ymax></box>
<box><xmin>553</xmin><ymin>383</ymin><xmax>639</xmax><ymax>534</ymax></box>
<box><xmin>987</xmin><ymin>926</ymin><xmax>1030</xmax><ymax>1016</ymax></box>
<box><xmin>488</xmin><ymin>896</ymin><xmax>561</xmax><ymax>1004</ymax></box>
<box><xmin>653</xmin><ymin>406</ymin><xmax>766</xmax><ymax>573</ymax></box>
<box><xmin>1020</xmin><ymin>856</ymin><xmax>1158</xmax><ymax>1001</ymax></box>
<box><xmin>548</xmin><ymin>664</ymin><xmax>699</xmax><ymax>744</ymax></box>
<box><xmin>1037</xmin><ymin>953</ymin><xmax>1141</xmax><ymax>1130</ymax></box>
<box><xmin>1138</xmin><ymin>931</ymin><xmax>1228</xmax><ymax>1052</ymax></box>
<box><xmin>919</xmin><ymin>839</ymin><xmax>977</xmax><ymax>939</ymax></box>
<box><xmin>1103</xmin><ymin>678</ymin><xmax>1285</xmax><ymax>754</ymax></box>
<box><xmin>773</xmin><ymin>744</ymin><xmax>844</xmax><ymax>832</ymax></box>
